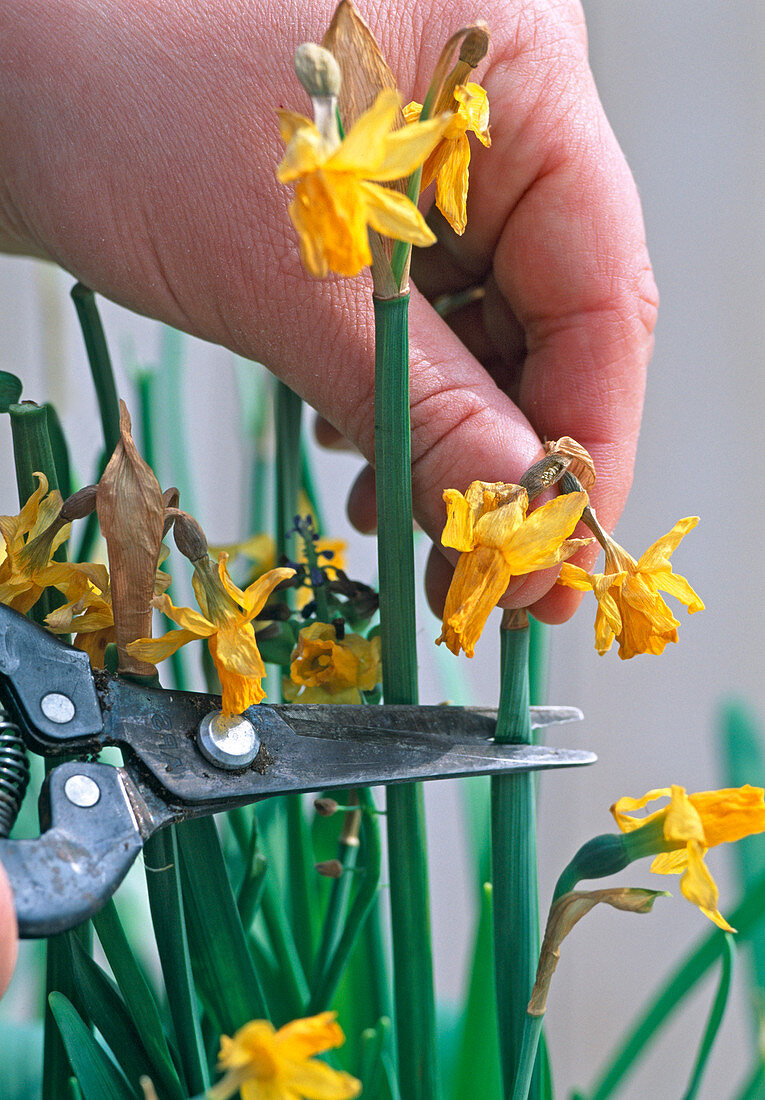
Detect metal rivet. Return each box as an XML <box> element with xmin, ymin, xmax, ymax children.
<box><xmin>41</xmin><ymin>692</ymin><xmax>75</xmax><ymax>724</ymax></box>
<box><xmin>197</xmin><ymin>711</ymin><xmax>260</xmax><ymax>771</ymax></box>
<box><xmin>64</xmin><ymin>774</ymin><xmax>101</xmax><ymax>808</ymax></box>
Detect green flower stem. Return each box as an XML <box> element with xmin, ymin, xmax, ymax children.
<box><xmin>10</xmin><ymin>402</ymin><xmax>77</xmax><ymax>1100</ymax></box>
<box><xmin>143</xmin><ymin>827</ymin><xmax>208</xmax><ymax>1094</ymax></box>
<box><xmin>311</xmin><ymin>806</ymin><xmax>361</xmax><ymax>984</ymax></box>
<box><xmin>373</xmin><ymin>292</ymin><xmax>437</xmax><ymax>1098</ymax></box>
<box><xmin>587</xmin><ymin>871</ymin><xmax>765</xmax><ymax>1100</ymax></box>
<box><xmin>510</xmin><ymin>1014</ymin><xmax>545</xmax><ymax>1100</ymax></box>
<box><xmin>70</xmin><ymin>284</ymin><xmax>121</xmax><ymax>457</ymax></box>
<box><xmin>260</xmin><ymin>877</ymin><xmax>311</xmax><ymax>1017</ymax></box>
<box><xmin>306</xmin><ymin>788</ymin><xmax>382</xmax><ymax>1015</ymax></box>
<box><xmin>491</xmin><ymin>620</ymin><xmax>541</xmax><ymax>1100</ymax></box>
<box><xmin>681</xmin><ymin>933</ymin><xmax>734</xmax><ymax>1100</ymax></box>
<box><xmin>275</xmin><ymin>380</ymin><xmax>303</xmax><ymax>564</ymax></box>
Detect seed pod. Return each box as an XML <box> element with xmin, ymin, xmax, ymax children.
<box><xmin>170</xmin><ymin>510</ymin><xmax>208</xmax><ymax>563</ymax></box>
<box><xmin>294</xmin><ymin>43</ymin><xmax>342</xmax><ymax>98</ymax></box>
<box><xmin>60</xmin><ymin>484</ymin><xmax>98</xmax><ymax>521</ymax></box>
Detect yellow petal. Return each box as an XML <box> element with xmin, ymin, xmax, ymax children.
<box><xmin>237</xmin><ymin>565</ymin><xmax>296</xmax><ymax>619</ymax></box>
<box><xmin>289</xmin><ymin>176</ymin><xmax>372</xmax><ymax>278</ymax></box>
<box><xmin>611</xmin><ymin>788</ymin><xmax>672</xmax><ymax>833</ymax></box>
<box><xmin>679</xmin><ymin>840</ymin><xmax>735</xmax><ymax>932</ymax></box>
<box><xmin>153</xmin><ymin>592</ymin><xmax>216</xmax><ymax>637</ymax></box>
<box><xmin>687</xmin><ymin>785</ymin><xmax>765</xmax><ymax>847</ymax></box>
<box><xmin>126</xmin><ymin>628</ymin><xmax>201</xmax><ymax>664</ymax></box>
<box><xmin>277</xmin><ymin>114</ymin><xmax>326</xmax><ymax>182</ymax></box>
<box><xmin>373</xmin><ymin>115</ymin><xmax>452</xmax><ymax>183</ymax></box>
<box><xmin>649</xmin><ymin>569</ymin><xmax>705</xmax><ymax>614</ymax></box>
<box><xmin>436</xmin><ymin>545</ymin><xmax>511</xmax><ymax>657</ymax></box>
<box><xmin>434</xmin><ymin>132</ymin><xmax>471</xmax><ymax>235</ymax></box>
<box><xmin>637</xmin><ymin>516</ymin><xmax>699</xmax><ymax>572</ymax></box>
<box><xmin>663</xmin><ymin>785</ymin><xmax>706</xmax><ymax>846</ymax></box>
<box><xmin>441</xmin><ymin>489</ymin><xmax>478</xmax><ymax>552</ymax></box>
<box><xmin>277</xmin><ymin>1012</ymin><xmax>346</xmax><ymax>1059</ymax></box>
<box><xmin>403</xmin><ymin>100</ymin><xmax>423</xmax><ymax>124</ymax></box>
<box><xmin>326</xmin><ymin>88</ymin><xmax>400</xmax><ymax>175</ymax></box>
<box><xmin>455</xmin><ymin>83</ymin><xmax>491</xmax><ymax>145</ymax></box>
<box><xmin>360</xmin><ymin>181</ymin><xmax>437</xmax><ymax>247</ymax></box>
<box><xmin>282</xmin><ymin>1058</ymin><xmax>362</xmax><ymax>1099</ymax></box>
<box><xmin>481</xmin><ymin>491</ymin><xmax>588</xmax><ymax>574</ymax></box>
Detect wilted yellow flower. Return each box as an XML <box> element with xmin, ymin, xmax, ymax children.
<box><xmin>207</xmin><ymin>1011</ymin><xmax>360</xmax><ymax>1100</ymax></box>
<box><xmin>128</xmin><ymin>554</ymin><xmax>295</xmax><ymax>715</ymax></box>
<box><xmin>285</xmin><ymin>621</ymin><xmax>381</xmax><ymax>703</ymax></box>
<box><xmin>558</xmin><ymin>517</ymin><xmax>704</xmax><ymax>659</ymax></box>
<box><xmin>46</xmin><ymin>557</ymin><xmax>171</xmax><ymax>668</ymax></box>
<box><xmin>0</xmin><ymin>473</ymin><xmax>77</xmax><ymax>614</ymax></box>
<box><xmin>404</xmin><ymin>83</ymin><xmax>490</xmax><ymax>234</ymax></box>
<box><xmin>437</xmin><ymin>481</ymin><xmax>589</xmax><ymax>657</ymax></box>
<box><xmin>277</xmin><ymin>88</ymin><xmax>449</xmax><ymax>277</ymax></box>
<box><xmin>612</xmin><ymin>785</ymin><xmax>765</xmax><ymax>932</ymax></box>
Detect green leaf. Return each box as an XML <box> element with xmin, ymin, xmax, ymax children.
<box><xmin>451</xmin><ymin>884</ymin><xmax>502</xmax><ymax>1100</ymax></box>
<box><xmin>48</xmin><ymin>993</ymin><xmax>137</xmax><ymax>1100</ymax></box>
<box><xmin>681</xmin><ymin>934</ymin><xmax>735</xmax><ymax>1100</ymax></box>
<box><xmin>0</xmin><ymin>371</ymin><xmax>23</xmax><ymax>412</ymax></box>
<box><xmin>142</xmin><ymin>828</ymin><xmax>209</xmax><ymax>1094</ymax></box>
<box><xmin>92</xmin><ymin>900</ymin><xmax>187</xmax><ymax>1098</ymax></box>
<box><xmin>66</xmin><ymin>935</ymin><xmax>184</xmax><ymax>1100</ymax></box>
<box><xmin>177</xmin><ymin>816</ymin><xmax>269</xmax><ymax>1033</ymax></box>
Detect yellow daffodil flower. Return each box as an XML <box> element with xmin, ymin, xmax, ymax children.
<box><xmin>612</xmin><ymin>784</ymin><xmax>765</xmax><ymax>932</ymax></box>
<box><xmin>557</xmin><ymin>517</ymin><xmax>704</xmax><ymax>659</ymax></box>
<box><xmin>436</xmin><ymin>481</ymin><xmax>589</xmax><ymax>657</ymax></box>
<box><xmin>285</xmin><ymin>621</ymin><xmax>381</xmax><ymax>703</ymax></box>
<box><xmin>46</xmin><ymin>557</ymin><xmax>172</xmax><ymax>668</ymax></box>
<box><xmin>277</xmin><ymin>88</ymin><xmax>449</xmax><ymax>278</ymax></box>
<box><xmin>404</xmin><ymin>83</ymin><xmax>490</xmax><ymax>234</ymax></box>
<box><xmin>127</xmin><ymin>554</ymin><xmax>295</xmax><ymax>715</ymax></box>
<box><xmin>0</xmin><ymin>473</ymin><xmax>78</xmax><ymax>614</ymax></box>
<box><xmin>296</xmin><ymin>534</ymin><xmax>346</xmax><ymax>610</ymax></box>
<box><xmin>207</xmin><ymin>1011</ymin><xmax>360</xmax><ymax>1100</ymax></box>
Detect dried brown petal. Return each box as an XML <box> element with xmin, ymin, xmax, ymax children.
<box><xmin>544</xmin><ymin>437</ymin><xmax>596</xmax><ymax>492</ymax></box>
<box><xmin>528</xmin><ymin>888</ymin><xmax>666</xmax><ymax>1015</ymax></box>
<box><xmin>322</xmin><ymin>0</ymin><xmax>405</xmax><ymax>291</ymax></box>
<box><xmin>501</xmin><ymin>607</ymin><xmax>529</xmax><ymax>632</ymax></box>
<box><xmin>96</xmin><ymin>401</ymin><xmax>165</xmax><ymax>676</ymax></box>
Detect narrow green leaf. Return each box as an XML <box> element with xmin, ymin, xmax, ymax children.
<box><xmin>70</xmin><ymin>283</ymin><xmax>121</xmax><ymax>458</ymax></box>
<box><xmin>92</xmin><ymin>899</ymin><xmax>188</xmax><ymax>1097</ymax></box>
<box><xmin>452</xmin><ymin>884</ymin><xmax>502</xmax><ymax>1100</ymax></box>
<box><xmin>48</xmin><ymin>993</ymin><xmax>137</xmax><ymax>1100</ymax></box>
<box><xmin>45</xmin><ymin>403</ymin><xmax>73</xmax><ymax>499</ymax></box>
<box><xmin>260</xmin><ymin>875</ymin><xmax>311</xmax><ymax>1020</ymax></box>
<box><xmin>0</xmin><ymin>370</ymin><xmax>23</xmax><ymax>411</ymax></box>
<box><xmin>177</xmin><ymin>816</ymin><xmax>268</xmax><ymax>1033</ymax></box>
<box><xmin>734</xmin><ymin>1060</ymin><xmax>765</xmax><ymax>1100</ymax></box>
<box><xmin>681</xmin><ymin>934</ymin><xmax>735</xmax><ymax>1100</ymax></box>
<box><xmin>67</xmin><ymin>1080</ymin><xmax>84</xmax><ymax>1100</ymax></box>
<box><xmin>66</xmin><ymin>935</ymin><xmax>184</xmax><ymax>1100</ymax></box>
<box><xmin>143</xmin><ymin>822</ymin><xmax>208</xmax><ymax>1092</ymax></box>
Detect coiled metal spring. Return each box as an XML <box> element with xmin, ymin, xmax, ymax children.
<box><xmin>0</xmin><ymin>704</ymin><xmax>30</xmax><ymax>837</ymax></box>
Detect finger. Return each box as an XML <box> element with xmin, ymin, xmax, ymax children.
<box><xmin>0</xmin><ymin>861</ymin><xmax>17</xmax><ymax>998</ymax></box>
<box><xmin>314</xmin><ymin>413</ymin><xmax>357</xmax><ymax>452</ymax></box>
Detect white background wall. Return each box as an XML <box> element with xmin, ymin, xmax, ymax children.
<box><xmin>1</xmin><ymin>2</ymin><xmax>763</xmax><ymax>1097</ymax></box>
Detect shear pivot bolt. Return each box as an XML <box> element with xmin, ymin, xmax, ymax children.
<box><xmin>197</xmin><ymin>711</ymin><xmax>260</xmax><ymax>771</ymax></box>
<box><xmin>64</xmin><ymin>774</ymin><xmax>101</xmax><ymax>808</ymax></box>
<box><xmin>41</xmin><ymin>692</ymin><xmax>75</xmax><ymax>724</ymax></box>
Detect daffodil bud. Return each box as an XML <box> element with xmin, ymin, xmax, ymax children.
<box><xmin>60</xmin><ymin>484</ymin><xmax>97</xmax><ymax>521</ymax></box>
<box><xmin>294</xmin><ymin>43</ymin><xmax>342</xmax><ymax>99</ymax></box>
<box><xmin>170</xmin><ymin>510</ymin><xmax>208</xmax><ymax>563</ymax></box>
<box><xmin>315</xmin><ymin>859</ymin><xmax>344</xmax><ymax>879</ymax></box>
<box><xmin>459</xmin><ymin>24</ymin><xmax>490</xmax><ymax>67</ymax></box>
<box><xmin>314</xmin><ymin>797</ymin><xmax>340</xmax><ymax>817</ymax></box>
<box><xmin>519</xmin><ymin>453</ymin><xmax>571</xmax><ymax>500</ymax></box>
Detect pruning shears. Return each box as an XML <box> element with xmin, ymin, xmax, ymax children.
<box><xmin>0</xmin><ymin>602</ymin><xmax>595</xmax><ymax>937</ymax></box>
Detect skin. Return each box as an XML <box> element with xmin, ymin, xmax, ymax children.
<box><xmin>0</xmin><ymin>0</ymin><xmax>656</xmax><ymax>988</ymax></box>
<box><xmin>0</xmin><ymin>862</ymin><xmax>17</xmax><ymax>997</ymax></box>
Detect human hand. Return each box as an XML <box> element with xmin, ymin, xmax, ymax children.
<box><xmin>0</xmin><ymin>0</ymin><xmax>656</xmax><ymax>623</ymax></box>
<box><xmin>0</xmin><ymin>861</ymin><xmax>18</xmax><ymax>997</ymax></box>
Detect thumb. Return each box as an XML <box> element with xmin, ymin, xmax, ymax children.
<box><xmin>0</xmin><ymin>861</ymin><xmax>18</xmax><ymax>998</ymax></box>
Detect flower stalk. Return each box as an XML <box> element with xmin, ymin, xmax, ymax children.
<box><xmin>491</xmin><ymin>612</ymin><xmax>542</xmax><ymax>1099</ymax></box>
<box><xmin>374</xmin><ymin>291</ymin><xmax>438</xmax><ymax>1098</ymax></box>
